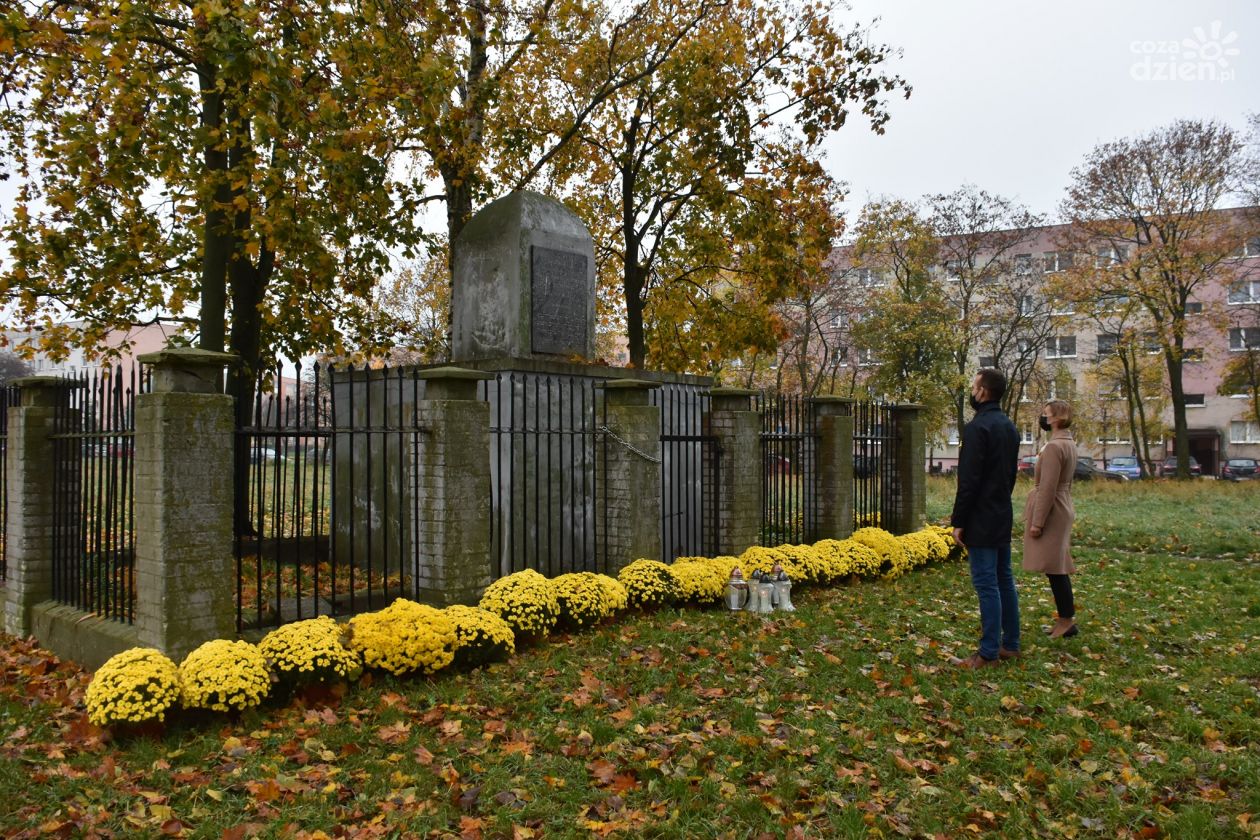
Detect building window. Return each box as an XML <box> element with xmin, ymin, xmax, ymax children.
<box><xmin>1021</xmin><ymin>426</ymin><xmax>1034</xmax><ymax>444</ymax></box>
<box><xmin>1233</xmin><ymin>237</ymin><xmax>1260</xmax><ymax>259</ymax></box>
<box><xmin>1050</xmin><ymin>299</ymin><xmax>1076</xmax><ymax>316</ymax></box>
<box><xmin>857</xmin><ymin>347</ymin><xmax>879</xmax><ymax>367</ymax></box>
<box><xmin>1183</xmin><ymin>347</ymin><xmax>1203</xmax><ymax>362</ymax></box>
<box><xmin>1184</xmin><ymin>393</ymin><xmax>1205</xmax><ymax>407</ymax></box>
<box><xmin>1230</xmin><ymin>421</ymin><xmax>1260</xmax><ymax>443</ymax></box>
<box><xmin>1143</xmin><ymin>331</ymin><xmax>1162</xmax><ymax>354</ymax></box>
<box><xmin>1014</xmin><ymin>253</ymin><xmax>1033</xmax><ymax>275</ymax></box>
<box><xmin>1018</xmin><ymin>294</ymin><xmax>1036</xmax><ymax>316</ymax></box>
<box><xmin>1045</xmin><ymin>336</ymin><xmax>1077</xmax><ymax>359</ymax></box>
<box><xmin>1047</xmin><ymin>379</ymin><xmax>1075</xmax><ymax>400</ymax></box>
<box><xmin>1230</xmin><ymin>327</ymin><xmax>1260</xmax><ymax>352</ymax></box>
<box><xmin>978</xmin><ymin>355</ymin><xmax>996</xmax><ymax>369</ymax></box>
<box><xmin>1185</xmin><ymin>301</ymin><xmax>1203</xmax><ymax>315</ymax></box>
<box><xmin>1016</xmin><ymin>338</ymin><xmax>1033</xmax><ymax>355</ymax></box>
<box><xmin>1096</xmin><ymin>293</ymin><xmax>1129</xmax><ymax>313</ymax></box>
<box><xmin>941</xmin><ymin>259</ymin><xmax>964</xmax><ymax>281</ymax></box>
<box><xmin>1228</xmin><ymin>280</ymin><xmax>1260</xmax><ymax>305</ymax></box>
<box><xmin>947</xmin><ymin>429</ymin><xmax>960</xmax><ymax>445</ymax></box>
<box><xmin>1043</xmin><ymin>251</ymin><xmax>1074</xmax><ymax>273</ymax></box>
<box><xmin>1094</xmin><ymin>245</ymin><xmax>1127</xmax><ymax>266</ymax></box>
<box><xmin>1096</xmin><ymin>333</ymin><xmax>1119</xmax><ymax>357</ymax></box>
<box><xmin>1097</xmin><ymin>425</ymin><xmax>1131</xmax><ymax>444</ymax></box>
<box><xmin>856</xmin><ymin>268</ymin><xmax>884</xmax><ymax>288</ymax></box>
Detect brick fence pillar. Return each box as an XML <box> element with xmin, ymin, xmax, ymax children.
<box><xmin>891</xmin><ymin>403</ymin><xmax>926</xmax><ymax>535</ymax></box>
<box><xmin>810</xmin><ymin>396</ymin><xmax>855</xmax><ymax>541</ymax></box>
<box><xmin>133</xmin><ymin>349</ymin><xmax>237</xmax><ymax>661</ymax></box>
<box><xmin>596</xmin><ymin>380</ymin><xmax>661</xmax><ymax>572</ymax></box>
<box><xmin>3</xmin><ymin>377</ymin><xmax>75</xmax><ymax>636</ymax></box>
<box><xmin>707</xmin><ymin>388</ymin><xmax>761</xmax><ymax>555</ymax></box>
<box><xmin>414</xmin><ymin>367</ymin><xmax>494</xmax><ymax>605</ymax></box>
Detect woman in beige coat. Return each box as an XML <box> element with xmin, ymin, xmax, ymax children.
<box><xmin>1023</xmin><ymin>399</ymin><xmax>1078</xmax><ymax>639</ymax></box>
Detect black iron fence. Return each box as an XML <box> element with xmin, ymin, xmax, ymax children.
<box><xmin>236</xmin><ymin>365</ymin><xmax>432</xmax><ymax>632</ymax></box>
<box><xmin>853</xmin><ymin>400</ymin><xmax>898</xmax><ymax>530</ymax></box>
<box><xmin>653</xmin><ymin>384</ymin><xmax>719</xmax><ymax>561</ymax></box>
<box><xmin>50</xmin><ymin>366</ymin><xmax>143</xmax><ymax>623</ymax></box>
<box><xmin>482</xmin><ymin>372</ymin><xmax>606</xmax><ymax>578</ymax></box>
<box><xmin>0</xmin><ymin>384</ymin><xmax>16</xmax><ymax>582</ymax></box>
<box><xmin>758</xmin><ymin>394</ymin><xmax>819</xmax><ymax>546</ymax></box>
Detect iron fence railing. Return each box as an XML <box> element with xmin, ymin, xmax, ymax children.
<box><xmin>757</xmin><ymin>394</ymin><xmax>819</xmax><ymax>546</ymax></box>
<box><xmin>483</xmin><ymin>372</ymin><xmax>606</xmax><ymax>578</ymax></box>
<box><xmin>653</xmin><ymin>383</ymin><xmax>719</xmax><ymax>561</ymax></box>
<box><xmin>50</xmin><ymin>366</ymin><xmax>143</xmax><ymax>623</ymax></box>
<box><xmin>236</xmin><ymin>365</ymin><xmax>432</xmax><ymax>632</ymax></box>
<box><xmin>853</xmin><ymin>400</ymin><xmax>898</xmax><ymax>530</ymax></box>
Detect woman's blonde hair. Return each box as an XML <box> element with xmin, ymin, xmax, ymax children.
<box><xmin>1044</xmin><ymin>399</ymin><xmax>1072</xmax><ymax>429</ymax></box>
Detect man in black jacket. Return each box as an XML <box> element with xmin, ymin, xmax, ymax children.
<box><xmin>950</xmin><ymin>368</ymin><xmax>1021</xmax><ymax>668</ymax></box>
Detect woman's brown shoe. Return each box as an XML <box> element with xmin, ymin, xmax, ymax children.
<box><xmin>1048</xmin><ymin>618</ymin><xmax>1077</xmax><ymax>639</ymax></box>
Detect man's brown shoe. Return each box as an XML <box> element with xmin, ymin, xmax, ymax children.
<box><xmin>953</xmin><ymin>653</ymin><xmax>1001</xmax><ymax>669</ymax></box>
<box><xmin>998</xmin><ymin>647</ymin><xmax>1021</xmax><ymax>661</ymax></box>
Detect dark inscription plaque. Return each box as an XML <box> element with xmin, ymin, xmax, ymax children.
<box><xmin>531</xmin><ymin>246</ymin><xmax>589</xmax><ymax>355</ymax></box>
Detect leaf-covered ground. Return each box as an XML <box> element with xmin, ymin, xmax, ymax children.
<box><xmin>4</xmin><ymin>483</ymin><xmax>1260</xmax><ymax>838</ymax></box>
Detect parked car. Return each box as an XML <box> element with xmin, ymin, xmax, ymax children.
<box><xmin>249</xmin><ymin>446</ymin><xmax>281</xmax><ymax>463</ymax></box>
<box><xmin>1075</xmin><ymin>455</ymin><xmax>1128</xmax><ymax>482</ymax></box>
<box><xmin>1017</xmin><ymin>455</ymin><xmax>1038</xmax><ymax>477</ymax></box>
<box><xmin>1106</xmin><ymin>455</ymin><xmax>1143</xmax><ymax>480</ymax></box>
<box><xmin>1221</xmin><ymin>458</ymin><xmax>1258</xmax><ymax>481</ymax></box>
<box><xmin>1157</xmin><ymin>456</ymin><xmax>1202</xmax><ymax>477</ymax></box>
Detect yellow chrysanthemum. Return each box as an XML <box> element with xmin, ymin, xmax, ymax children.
<box><xmin>179</xmin><ymin>640</ymin><xmax>271</xmax><ymax>713</ymax></box>
<box><xmin>478</xmin><ymin>569</ymin><xmax>560</xmax><ymax>637</ymax></box>
<box><xmin>259</xmin><ymin>616</ymin><xmax>361</xmax><ymax>687</ymax></box>
<box><xmin>444</xmin><ymin>605</ymin><xmax>516</xmax><ymax>667</ymax></box>
<box><xmin>617</xmin><ymin>559</ymin><xmax>679</xmax><ymax>609</ymax></box>
<box><xmin>347</xmin><ymin>599</ymin><xmax>458</xmax><ymax>676</ymax></box>
<box><xmin>86</xmin><ymin>648</ymin><xmax>181</xmax><ymax>727</ymax></box>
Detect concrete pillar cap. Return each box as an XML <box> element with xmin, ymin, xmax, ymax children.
<box><xmin>138</xmin><ymin>348</ymin><xmax>237</xmax><ymax>394</ymax></box>
<box><xmin>9</xmin><ymin>375</ymin><xmax>79</xmax><ymax>388</ymax></box>
<box><xmin>416</xmin><ymin>366</ymin><xmax>496</xmax><ymax>382</ymax></box>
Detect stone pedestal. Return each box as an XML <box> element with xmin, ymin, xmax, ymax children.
<box><xmin>891</xmin><ymin>404</ymin><xmax>926</xmax><ymax>535</ymax></box>
<box><xmin>707</xmin><ymin>388</ymin><xmax>761</xmax><ymax>555</ymax></box>
<box><xmin>3</xmin><ymin>378</ymin><xmax>74</xmax><ymax>636</ymax></box>
<box><xmin>452</xmin><ymin>191</ymin><xmax>597</xmax><ymax>362</ymax></box>
<box><xmin>596</xmin><ymin>380</ymin><xmax>661</xmax><ymax>571</ymax></box>
<box><xmin>811</xmin><ymin>396</ymin><xmax>855</xmax><ymax>541</ymax></box>
<box><xmin>133</xmin><ymin>349</ymin><xmax>237</xmax><ymax>661</ymax></box>
<box><xmin>413</xmin><ymin>368</ymin><xmax>494</xmax><ymax>605</ymax></box>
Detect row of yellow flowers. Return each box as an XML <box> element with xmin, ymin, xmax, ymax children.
<box><xmin>84</xmin><ymin>525</ymin><xmax>960</xmax><ymax>728</ymax></box>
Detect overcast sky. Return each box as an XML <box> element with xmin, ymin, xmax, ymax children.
<box><xmin>824</xmin><ymin>0</ymin><xmax>1260</xmax><ymax>224</ymax></box>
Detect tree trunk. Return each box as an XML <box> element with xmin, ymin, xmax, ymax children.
<box><xmin>624</xmin><ymin>260</ymin><xmax>647</xmax><ymax>368</ymax></box>
<box><xmin>198</xmin><ymin>63</ymin><xmax>228</xmax><ymax>354</ymax></box>
<box><xmin>1164</xmin><ymin>350</ymin><xmax>1190</xmax><ymax>478</ymax></box>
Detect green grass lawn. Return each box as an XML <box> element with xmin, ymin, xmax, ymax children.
<box><xmin>3</xmin><ymin>481</ymin><xmax>1260</xmax><ymax>838</ymax></box>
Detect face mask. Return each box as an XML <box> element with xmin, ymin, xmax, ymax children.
<box><xmin>969</xmin><ymin>394</ymin><xmax>982</xmax><ymax>412</ymax></box>
<box><xmin>1039</xmin><ymin>415</ymin><xmax>1053</xmax><ymax>432</ymax></box>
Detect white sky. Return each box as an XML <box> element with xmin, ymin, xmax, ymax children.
<box><xmin>824</xmin><ymin>0</ymin><xmax>1260</xmax><ymax>223</ymax></box>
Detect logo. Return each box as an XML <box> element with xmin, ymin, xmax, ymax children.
<box><xmin>1130</xmin><ymin>20</ymin><xmax>1239</xmax><ymax>83</ymax></box>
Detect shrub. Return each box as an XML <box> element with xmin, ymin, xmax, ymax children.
<box><xmin>617</xmin><ymin>559</ymin><xmax>679</xmax><ymax>609</ymax></box>
<box><xmin>258</xmin><ymin>616</ymin><xmax>361</xmax><ymax>688</ymax></box>
<box><xmin>553</xmin><ymin>572</ymin><xmax>616</xmax><ymax>628</ymax></box>
<box><xmin>444</xmin><ymin>605</ymin><xmax>516</xmax><ymax>668</ymax></box>
<box><xmin>850</xmin><ymin>527</ymin><xmax>909</xmax><ymax>577</ymax></box>
<box><xmin>179</xmin><ymin>640</ymin><xmax>271</xmax><ymax>713</ymax></box>
<box><xmin>737</xmin><ymin>546</ymin><xmax>791</xmax><ymax>579</ymax></box>
<box><xmin>594</xmin><ymin>574</ymin><xmax>629</xmax><ymax>613</ymax></box>
<box><xmin>479</xmin><ymin>569</ymin><xmax>560</xmax><ymax>637</ymax></box>
<box><xmin>85</xmin><ymin>648</ymin><xmax>181</xmax><ymax>727</ymax></box>
<box><xmin>347</xmin><ymin>599</ymin><xmax>458</xmax><ymax>676</ymax></box>
<box><xmin>670</xmin><ymin>559</ymin><xmax>728</xmax><ymax>604</ymax></box>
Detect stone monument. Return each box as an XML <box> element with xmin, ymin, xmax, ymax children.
<box><xmin>451</xmin><ymin>190</ymin><xmax>597</xmax><ymax>362</ymax></box>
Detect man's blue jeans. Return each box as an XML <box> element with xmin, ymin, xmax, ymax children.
<box><xmin>967</xmin><ymin>544</ymin><xmax>1020</xmax><ymax>660</ymax></box>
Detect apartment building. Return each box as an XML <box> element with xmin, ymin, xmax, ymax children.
<box><xmin>830</xmin><ymin>212</ymin><xmax>1260</xmax><ymax>476</ymax></box>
